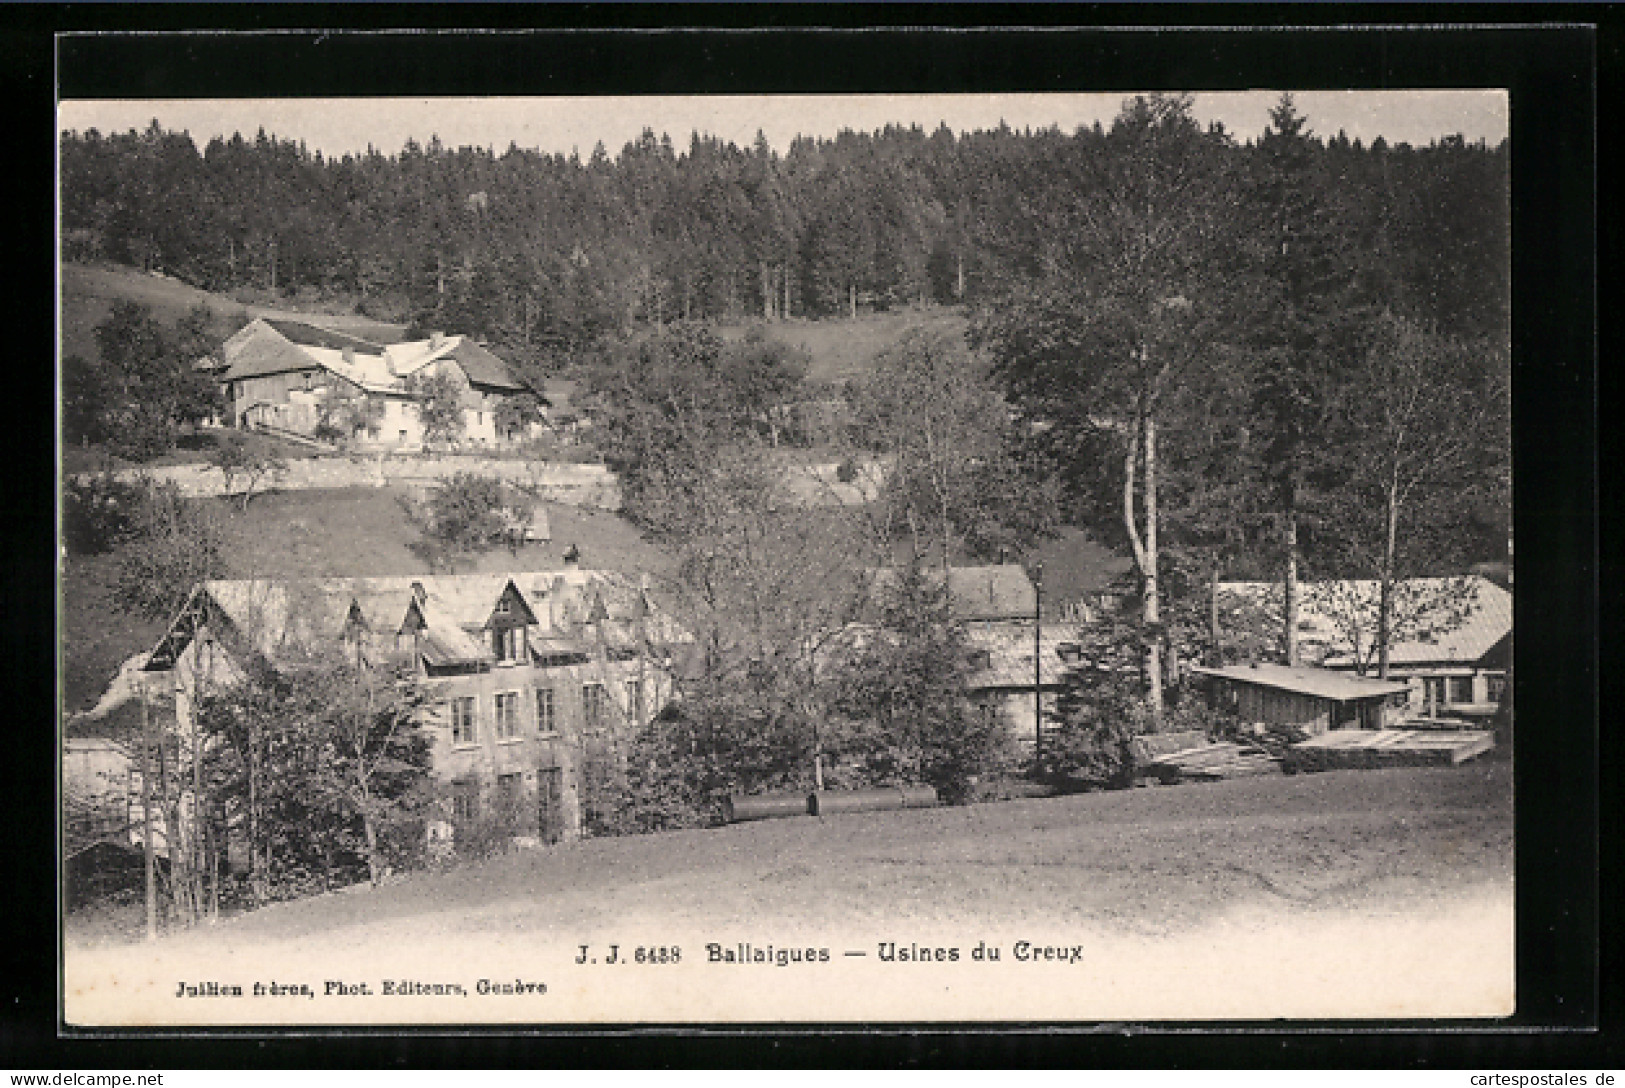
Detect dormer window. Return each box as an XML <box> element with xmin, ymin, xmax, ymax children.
<box><xmin>493</xmin><ymin>624</ymin><xmax>528</xmax><ymax>664</ymax></box>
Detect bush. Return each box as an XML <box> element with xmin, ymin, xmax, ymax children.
<box><xmin>63</xmin><ymin>469</ymin><xmax>144</xmax><ymax>555</ymax></box>
<box><xmin>835</xmin><ymin>457</ymin><xmax>859</xmax><ymax>484</ymax></box>
<box><xmin>112</xmin><ymin>480</ymin><xmax>226</xmax><ymax>619</ymax></box>
<box><xmin>208</xmin><ymin>431</ymin><xmax>289</xmax><ymax>509</ymax></box>
<box><xmin>419</xmin><ymin>472</ymin><xmax>535</xmax><ymax>556</ymax></box>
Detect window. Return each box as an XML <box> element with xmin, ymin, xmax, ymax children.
<box><xmin>494</xmin><ymin>625</ymin><xmax>527</xmax><ymax>663</ymax></box>
<box><xmin>626</xmin><ymin>680</ymin><xmax>645</xmax><ymax>725</ymax></box>
<box><xmin>450</xmin><ymin>696</ymin><xmax>478</xmax><ymax>746</ymax></box>
<box><xmin>583</xmin><ymin>683</ymin><xmax>608</xmax><ymax>729</ymax></box>
<box><xmin>536</xmin><ymin>687</ymin><xmax>556</xmax><ymax>734</ymax></box>
<box><xmin>451</xmin><ymin>780</ymin><xmax>479</xmax><ymax>823</ymax></box>
<box><xmin>494</xmin><ymin>692</ymin><xmax>522</xmax><ymax>740</ymax></box>
<box><xmin>496</xmin><ymin>772</ymin><xmax>523</xmax><ymax>830</ymax></box>
<box><xmin>1486</xmin><ymin>675</ymin><xmax>1508</xmax><ymax>704</ymax></box>
<box><xmin>1448</xmin><ymin>676</ymin><xmax>1474</xmax><ymax>704</ymax></box>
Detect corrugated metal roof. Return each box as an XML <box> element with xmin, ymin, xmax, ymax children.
<box><xmin>1189</xmin><ymin>663</ymin><xmax>1412</xmax><ymax>701</ymax></box>
<box><xmin>1218</xmin><ymin>575</ymin><xmax>1511</xmax><ymax>667</ymax></box>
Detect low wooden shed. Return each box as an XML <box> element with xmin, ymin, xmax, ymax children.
<box><xmin>1189</xmin><ymin>663</ymin><xmax>1411</xmax><ymax>736</ymax></box>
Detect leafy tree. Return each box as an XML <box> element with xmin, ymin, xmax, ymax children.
<box><xmin>415</xmin><ymin>471</ymin><xmax>535</xmax><ymax>559</ymax></box>
<box><xmin>61</xmin><ymin>354</ymin><xmax>113</xmax><ymax>447</ymax></box>
<box><xmin>1316</xmin><ymin>313</ymin><xmax>1509</xmax><ymax>676</ymax></box>
<box><xmin>315</xmin><ymin>382</ymin><xmax>384</xmax><ymax>446</ymax></box>
<box><xmin>493</xmin><ymin>392</ymin><xmax>547</xmax><ymax>443</ymax></box>
<box><xmin>208</xmin><ymin>431</ymin><xmax>288</xmax><ymax>510</ymax></box>
<box><xmin>981</xmin><ymin>95</ymin><xmax>1238</xmax><ymax>723</ymax></box>
<box><xmin>91</xmin><ymin>301</ymin><xmax>223</xmax><ymax>460</ymax></box>
<box><xmin>405</xmin><ymin>367</ymin><xmax>466</xmax><ymax>447</ymax></box>
<box><xmin>62</xmin><ymin>464</ymin><xmax>143</xmax><ymax>555</ymax></box>
<box><xmin>855</xmin><ymin>325</ymin><xmax>1057</xmax><ymax>566</ymax></box>
<box><xmin>197</xmin><ymin>654</ymin><xmax>434</xmax><ymax>899</ymax></box>
<box><xmin>112</xmin><ymin>480</ymin><xmax>226</xmax><ymax>620</ymax></box>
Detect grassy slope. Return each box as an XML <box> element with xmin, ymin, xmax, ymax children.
<box><xmin>60</xmin><ymin>487</ymin><xmax>675</xmax><ymax>713</ymax></box>
<box><xmin>69</xmin><ymin>763</ymin><xmax>1511</xmax><ymax>947</ymax></box>
<box><xmin>717</xmin><ymin>307</ymin><xmax>970</xmax><ymax>385</ymax></box>
<box><xmin>60</xmin><ymin>261</ymin><xmax>405</xmax><ymax>365</ymax></box>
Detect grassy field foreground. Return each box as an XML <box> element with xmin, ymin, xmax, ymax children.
<box><xmin>65</xmin><ymin>764</ymin><xmax>1514</xmax><ymax>1024</ymax></box>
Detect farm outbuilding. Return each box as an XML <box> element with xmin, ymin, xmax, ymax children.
<box><xmin>1189</xmin><ymin>663</ymin><xmax>1411</xmax><ymax>737</ymax></box>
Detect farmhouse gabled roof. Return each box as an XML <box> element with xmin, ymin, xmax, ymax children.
<box><xmin>445</xmin><ymin>338</ymin><xmax>526</xmax><ymax>392</ymax></box>
<box><xmin>1189</xmin><ymin>663</ymin><xmax>1412</xmax><ymax>701</ymax></box>
<box><xmin>261</xmin><ymin>318</ymin><xmax>386</xmax><ymax>354</ymax></box>
<box><xmin>218</xmin><ymin>319</ymin><xmax>526</xmax><ymax>394</ymax></box>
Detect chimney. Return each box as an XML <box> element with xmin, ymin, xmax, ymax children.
<box><xmin>342</xmin><ymin>346</ymin><xmax>355</xmax><ymax>367</ymax></box>
<box><xmin>551</xmin><ymin>575</ymin><xmax>568</xmax><ymax>632</ymax></box>
<box><xmin>429</xmin><ymin>331</ymin><xmax>446</xmax><ymax>351</ymax></box>
<box><xmin>529</xmin><ymin>579</ymin><xmax>550</xmax><ymax>632</ymax></box>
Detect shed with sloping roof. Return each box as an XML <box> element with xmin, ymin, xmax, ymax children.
<box><xmin>1189</xmin><ymin>663</ymin><xmax>1412</xmax><ymax>736</ymax></box>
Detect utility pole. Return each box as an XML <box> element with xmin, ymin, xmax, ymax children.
<box><xmin>1033</xmin><ymin>563</ymin><xmax>1044</xmax><ymax>769</ymax></box>
<box><xmin>140</xmin><ymin>679</ymin><xmax>157</xmax><ymax>942</ymax></box>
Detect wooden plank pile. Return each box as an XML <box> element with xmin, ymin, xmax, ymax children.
<box><xmin>1140</xmin><ymin>740</ymin><xmax>1282</xmax><ymax>783</ymax></box>
<box><xmin>1285</xmin><ymin>728</ymin><xmax>1494</xmax><ymax>773</ymax></box>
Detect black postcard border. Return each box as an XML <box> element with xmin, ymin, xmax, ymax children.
<box><xmin>5</xmin><ymin>7</ymin><xmax>1609</xmax><ymax>1070</ymax></box>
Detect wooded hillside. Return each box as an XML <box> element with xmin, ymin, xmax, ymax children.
<box><xmin>60</xmin><ymin>113</ymin><xmax>1507</xmax><ymax>381</ymax></box>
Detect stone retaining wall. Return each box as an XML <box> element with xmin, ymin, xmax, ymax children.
<box><xmin>78</xmin><ymin>455</ymin><xmax>623</xmax><ymax>510</ymax></box>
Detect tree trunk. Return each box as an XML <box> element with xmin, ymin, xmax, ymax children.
<box><xmin>1209</xmin><ymin>564</ymin><xmax>1222</xmax><ymax>666</ymax></box>
<box><xmin>956</xmin><ymin>252</ymin><xmax>965</xmax><ymax>299</ymax></box>
<box><xmin>1377</xmin><ymin>477</ymin><xmax>1400</xmax><ymax>679</ymax></box>
<box><xmin>849</xmin><ymin>283</ymin><xmax>857</xmax><ymax>320</ymax></box>
<box><xmin>248</xmin><ymin>734</ymin><xmax>267</xmax><ymax>904</ymax></box>
<box><xmin>362</xmin><ymin>806</ymin><xmax>382</xmax><ymax>886</ymax></box>
<box><xmin>783</xmin><ymin>260</ymin><xmax>792</xmax><ymax>318</ymax></box>
<box><xmin>761</xmin><ymin>260</ymin><xmax>773</xmax><ymax>319</ymax></box>
<box><xmin>140</xmin><ymin>685</ymin><xmax>157</xmax><ymax>941</ymax></box>
<box><xmin>1283</xmin><ymin>494</ymin><xmax>1300</xmax><ymax>667</ymax></box>
<box><xmin>1142</xmin><ymin>415</ymin><xmax>1163</xmax><ymax>725</ymax></box>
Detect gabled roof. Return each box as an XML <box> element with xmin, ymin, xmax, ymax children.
<box><xmin>1189</xmin><ymin>663</ymin><xmax>1412</xmax><ymax>701</ymax></box>
<box><xmin>218</xmin><ymin>321</ymin><xmax>328</xmax><ymax>382</ymax></box>
<box><xmin>446</xmin><ymin>338</ymin><xmax>526</xmax><ymax>392</ymax></box>
<box><xmin>867</xmin><ymin>564</ymin><xmax>1037</xmax><ymax>623</ymax></box>
<box><xmin>1218</xmin><ymin>575</ymin><xmax>1511</xmax><ymax>667</ymax></box>
<box><xmin>218</xmin><ymin>319</ymin><xmax>525</xmax><ymax>395</ymax></box>
<box><xmin>261</xmin><ymin>318</ymin><xmax>386</xmax><ymax>354</ymax></box>
<box><xmin>144</xmin><ymin>570</ymin><xmax>688</xmax><ymax>673</ymax></box>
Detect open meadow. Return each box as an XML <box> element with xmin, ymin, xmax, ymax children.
<box><xmin>64</xmin><ymin>762</ymin><xmax>1513</xmax><ymax>1024</ymax></box>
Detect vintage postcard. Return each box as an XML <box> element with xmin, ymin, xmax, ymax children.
<box><xmin>58</xmin><ymin>40</ymin><xmax>1517</xmax><ymax>1026</ymax></box>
